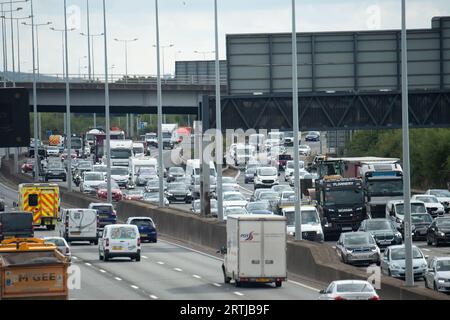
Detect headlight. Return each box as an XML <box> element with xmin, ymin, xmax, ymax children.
<box><xmin>395</xmin><ymin>232</ymin><xmax>402</xmax><ymax>238</ymax></box>
<box><xmin>371</xmin><ymin>247</ymin><xmax>378</xmax><ymax>252</ymax></box>
<box><xmin>421</xmin><ymin>263</ymin><xmax>427</xmax><ymax>268</ymax></box>
<box><xmin>345</xmin><ymin>248</ymin><xmax>353</xmax><ymax>254</ymax></box>
<box><xmin>439</xmin><ymin>232</ymin><xmax>445</xmax><ymax>237</ymax></box>
<box><xmin>391</xmin><ymin>264</ymin><xmax>401</xmax><ymax>270</ymax></box>
<box><xmin>438</xmin><ymin>279</ymin><xmax>446</xmax><ymax>284</ymax></box>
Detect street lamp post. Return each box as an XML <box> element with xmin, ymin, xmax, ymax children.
<box><xmin>22</xmin><ymin>20</ymin><xmax>52</xmax><ymax>79</ymax></box>
<box><xmin>153</xmin><ymin>43</ymin><xmax>173</xmax><ymax>77</ymax></box>
<box><xmin>78</xmin><ymin>55</ymin><xmax>87</xmax><ymax>77</ymax></box>
<box><xmin>102</xmin><ymin>0</ymin><xmax>112</xmax><ymax>203</ymax></box>
<box><xmin>63</xmin><ymin>0</ymin><xmax>72</xmax><ymax>192</ymax></box>
<box><xmin>0</xmin><ymin>14</ymin><xmax>29</xmax><ymax>78</ymax></box>
<box><xmin>80</xmin><ymin>32</ymin><xmax>103</xmax><ymax>80</ymax></box>
<box><xmin>114</xmin><ymin>37</ymin><xmax>138</xmax><ymax>83</ymax></box>
<box><xmin>194</xmin><ymin>50</ymin><xmax>215</xmax><ymax>60</ymax></box>
<box><xmin>292</xmin><ymin>0</ymin><xmax>302</xmax><ymax>241</ymax></box>
<box><xmin>30</xmin><ymin>0</ymin><xmax>38</xmax><ymax>181</ymax></box>
<box><xmin>401</xmin><ymin>0</ymin><xmax>414</xmax><ymax>288</ymax></box>
<box><xmin>50</xmin><ymin>26</ymin><xmax>75</xmax><ymax>79</ymax></box>
<box><xmin>154</xmin><ymin>0</ymin><xmax>164</xmax><ymax>208</ymax></box>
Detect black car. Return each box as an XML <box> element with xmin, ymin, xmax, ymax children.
<box><xmin>305</xmin><ymin>131</ymin><xmax>320</xmax><ymax>142</ymax></box>
<box><xmin>167</xmin><ymin>167</ymin><xmax>185</xmax><ymax>183</ymax></box>
<box><xmin>426</xmin><ymin>217</ymin><xmax>450</xmax><ymax>247</ymax></box>
<box><xmin>411</xmin><ymin>213</ymin><xmax>433</xmax><ymax>240</ymax></box>
<box><xmin>358</xmin><ymin>218</ymin><xmax>403</xmax><ymax>249</ymax></box>
<box><xmin>244</xmin><ymin>167</ymin><xmax>257</xmax><ymax>184</ymax></box>
<box><xmin>44</xmin><ymin>162</ymin><xmax>67</xmax><ymax>182</ymax></box>
<box><xmin>165</xmin><ymin>182</ymin><xmax>192</xmax><ymax>204</ymax></box>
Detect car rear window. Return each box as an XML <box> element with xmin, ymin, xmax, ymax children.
<box><xmin>93</xmin><ymin>206</ymin><xmax>113</xmax><ymax>213</ymax></box>
<box><xmin>131</xmin><ymin>219</ymin><xmax>154</xmax><ymax>227</ymax></box>
<box><xmin>336</xmin><ymin>283</ymin><xmax>374</xmax><ymax>293</ymax></box>
<box><xmin>45</xmin><ymin>239</ymin><xmax>66</xmax><ymax>247</ymax></box>
<box><xmin>110</xmin><ymin>227</ymin><xmax>137</xmax><ymax>239</ymax></box>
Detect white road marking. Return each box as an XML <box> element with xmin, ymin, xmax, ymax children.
<box><xmin>99</xmin><ymin>269</ymin><xmax>106</xmax><ymax>273</ymax></box>
<box><xmin>85</xmin><ymin>263</ymin><xmax>92</xmax><ymax>266</ymax></box>
<box><xmin>131</xmin><ymin>285</ymin><xmax>139</xmax><ymax>290</ymax></box>
<box><xmin>234</xmin><ymin>291</ymin><xmax>244</xmax><ymax>296</ymax></box>
<box><xmin>213</xmin><ymin>283</ymin><xmax>222</xmax><ymax>287</ymax></box>
<box><xmin>193</xmin><ymin>274</ymin><xmax>201</xmax><ymax>279</ymax></box>
<box><xmin>157</xmin><ymin>261</ymin><xmax>165</xmax><ymax>265</ymax></box>
<box><xmin>150</xmin><ymin>295</ymin><xmax>159</xmax><ymax>299</ymax></box>
<box><xmin>287</xmin><ymin>280</ymin><xmax>321</xmax><ymax>292</ymax></box>
<box><xmin>72</xmin><ymin>256</ymin><xmax>78</xmax><ymax>260</ymax></box>
<box><xmin>115</xmin><ymin>277</ymin><xmax>122</xmax><ymax>281</ymax></box>
<box><xmin>142</xmin><ymin>256</ymin><xmax>148</xmax><ymax>259</ymax></box>
<box><xmin>174</xmin><ymin>268</ymin><xmax>183</xmax><ymax>272</ymax></box>
<box><xmin>159</xmin><ymin>239</ymin><xmax>222</xmax><ymax>261</ymax></box>
<box><xmin>422</xmin><ymin>248</ymin><xmax>431</xmax><ymax>252</ymax></box>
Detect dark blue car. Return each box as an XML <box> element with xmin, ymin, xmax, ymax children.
<box><xmin>126</xmin><ymin>217</ymin><xmax>157</xmax><ymax>243</ymax></box>
<box><xmin>88</xmin><ymin>203</ymin><xmax>117</xmax><ymax>231</ymax></box>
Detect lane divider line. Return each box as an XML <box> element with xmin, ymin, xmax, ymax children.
<box><xmin>287</xmin><ymin>280</ymin><xmax>321</xmax><ymax>292</ymax></box>
<box><xmin>131</xmin><ymin>285</ymin><xmax>139</xmax><ymax>290</ymax></box>
<box><xmin>174</xmin><ymin>268</ymin><xmax>183</xmax><ymax>272</ymax></box>
<box><xmin>234</xmin><ymin>291</ymin><xmax>244</xmax><ymax>296</ymax></box>
<box><xmin>115</xmin><ymin>277</ymin><xmax>122</xmax><ymax>281</ymax></box>
<box><xmin>157</xmin><ymin>261</ymin><xmax>165</xmax><ymax>265</ymax></box>
<box><xmin>193</xmin><ymin>274</ymin><xmax>201</xmax><ymax>279</ymax></box>
<box><xmin>213</xmin><ymin>283</ymin><xmax>222</xmax><ymax>287</ymax></box>
<box><xmin>85</xmin><ymin>262</ymin><xmax>92</xmax><ymax>266</ymax></box>
<box><xmin>150</xmin><ymin>295</ymin><xmax>159</xmax><ymax>300</ymax></box>
<box><xmin>99</xmin><ymin>269</ymin><xmax>106</xmax><ymax>273</ymax></box>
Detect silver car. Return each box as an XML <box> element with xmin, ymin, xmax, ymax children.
<box><xmin>380</xmin><ymin>245</ymin><xmax>428</xmax><ymax>280</ymax></box>
<box><xmin>336</xmin><ymin>231</ymin><xmax>380</xmax><ymax>265</ymax></box>
<box><xmin>43</xmin><ymin>236</ymin><xmax>71</xmax><ymax>262</ymax></box>
<box><xmin>425</xmin><ymin>257</ymin><xmax>450</xmax><ymax>293</ymax></box>
<box><xmin>318</xmin><ymin>280</ymin><xmax>379</xmax><ymax>300</ymax></box>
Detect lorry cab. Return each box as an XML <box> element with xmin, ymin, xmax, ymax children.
<box><xmin>59</xmin><ymin>208</ymin><xmax>98</xmax><ymax>245</ymax></box>
<box><xmin>386</xmin><ymin>199</ymin><xmax>427</xmax><ymax>233</ymax></box>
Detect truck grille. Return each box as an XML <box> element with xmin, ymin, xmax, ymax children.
<box><xmin>262</xmin><ymin>180</ymin><xmax>274</xmax><ymax>184</ymax></box>
<box><xmin>302</xmin><ymin>231</ymin><xmax>317</xmax><ymax>240</ymax></box>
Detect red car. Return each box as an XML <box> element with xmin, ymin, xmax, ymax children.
<box><xmin>21</xmin><ymin>159</ymin><xmax>34</xmax><ymax>173</ymax></box>
<box><xmin>97</xmin><ymin>182</ymin><xmax>123</xmax><ymax>202</ymax></box>
<box><xmin>124</xmin><ymin>190</ymin><xmax>144</xmax><ymax>201</ymax></box>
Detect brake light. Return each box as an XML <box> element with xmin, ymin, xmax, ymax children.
<box><xmin>106</xmin><ymin>238</ymin><xmax>109</xmax><ymax>247</ymax></box>
<box><xmin>137</xmin><ymin>237</ymin><xmax>141</xmax><ymax>247</ymax></box>
<box><xmin>369</xmin><ymin>295</ymin><xmax>380</xmax><ymax>301</ymax></box>
<box><xmin>334</xmin><ymin>296</ymin><xmax>347</xmax><ymax>300</ymax></box>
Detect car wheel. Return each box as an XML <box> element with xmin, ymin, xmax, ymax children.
<box><xmin>135</xmin><ymin>254</ymin><xmax>141</xmax><ymax>262</ymax></box>
<box><xmin>104</xmin><ymin>250</ymin><xmax>109</xmax><ymax>262</ymax></box>
<box><xmin>275</xmin><ymin>281</ymin><xmax>282</xmax><ymax>288</ymax></box>
<box><xmin>94</xmin><ymin>239</ymin><xmax>98</xmax><ymax>246</ymax></box>
<box><xmin>235</xmin><ymin>280</ymin><xmax>241</xmax><ymax>287</ymax></box>
<box><xmin>388</xmin><ymin>269</ymin><xmax>392</xmax><ymax>277</ymax></box>
<box><xmin>222</xmin><ymin>265</ymin><xmax>231</xmax><ymax>284</ymax></box>
<box><xmin>427</xmin><ymin>235</ymin><xmax>432</xmax><ymax>246</ymax></box>
<box><xmin>434</xmin><ymin>281</ymin><xmax>438</xmax><ymax>291</ymax></box>
<box><xmin>434</xmin><ymin>237</ymin><xmax>439</xmax><ymax>247</ymax></box>
<box><xmin>99</xmin><ymin>251</ymin><xmax>103</xmax><ymax>260</ymax></box>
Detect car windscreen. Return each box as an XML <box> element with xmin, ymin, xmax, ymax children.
<box><xmin>130</xmin><ymin>219</ymin><xmax>154</xmax><ymax>227</ymax></box>
<box><xmin>343</xmin><ymin>234</ymin><xmax>374</xmax><ymax>246</ymax></box>
<box><xmin>168</xmin><ymin>183</ymin><xmax>186</xmax><ymax>190</ymax></box>
<box><xmin>259</xmin><ymin>192</ymin><xmax>279</xmax><ymax>200</ymax></box>
<box><xmin>436</xmin><ymin>260</ymin><xmax>450</xmax><ymax>272</ymax></box>
<box><xmin>110</xmin><ymin>227</ymin><xmax>137</xmax><ymax>239</ymax></box>
<box><xmin>302</xmin><ymin>210</ymin><xmax>320</xmax><ymax>224</ymax></box>
<box><xmin>48</xmin><ymin>162</ymin><xmax>64</xmax><ymax>170</ymax></box>
<box><xmin>279</xmin><ymin>155</ymin><xmax>292</xmax><ymax>161</ymax></box>
<box><xmin>246</xmin><ymin>167</ymin><xmax>257</xmax><ymax>174</ymax></box>
<box><xmin>391</xmin><ymin>247</ymin><xmax>423</xmax><ymax>260</ymax></box>
<box><xmin>436</xmin><ymin>219</ymin><xmax>450</xmax><ymax>227</ymax></box>
<box><xmin>84</xmin><ymin>173</ymin><xmax>103</xmax><ymax>181</ymax></box>
<box><xmin>45</xmin><ymin>238</ymin><xmax>66</xmax><ymax>247</ymax></box>
<box><xmin>225</xmin><ymin>208</ymin><xmax>246</xmax><ymax>215</ymax></box>
<box><xmin>430</xmin><ymin>190</ymin><xmax>450</xmax><ymax>197</ymax></box>
<box><xmin>367</xmin><ymin>179</ymin><xmax>403</xmax><ymax>196</ymax></box>
<box><xmin>78</xmin><ymin>162</ymin><xmax>92</xmax><ymax>169</ymax></box>
<box><xmin>133</xmin><ymin>147</ymin><xmax>144</xmax><ymax>154</ymax></box>
<box><xmin>224</xmin><ymin>194</ymin><xmax>245</xmax><ymax>201</ymax></box>
<box><xmin>247</xmin><ymin>202</ymin><xmax>269</xmax><ymax>211</ymax></box>
<box><xmin>336</xmin><ymin>283</ymin><xmax>374</xmax><ymax>293</ymax></box>
<box><xmin>111</xmin><ymin>167</ymin><xmax>128</xmax><ymax>175</ymax></box>
<box><xmin>162</xmin><ymin>132</ymin><xmax>172</xmax><ymax>138</ymax></box>
<box><xmin>366</xmin><ymin>220</ymin><xmax>392</xmax><ymax>231</ymax></box>
<box><xmin>169</xmin><ymin>167</ymin><xmax>184</xmax><ymax>174</ymax></box>
<box><xmin>411</xmin><ymin>214</ymin><xmax>432</xmax><ymax>224</ymax></box>
<box><xmin>139</xmin><ymin>168</ymin><xmax>156</xmax><ymax>176</ymax></box>
<box><xmin>258</xmin><ymin>168</ymin><xmax>277</xmax><ymax>176</ymax></box>
<box><xmin>93</xmin><ymin>206</ymin><xmax>113</xmax><ymax>214</ymax></box>
<box><xmin>396</xmin><ymin>203</ymin><xmax>426</xmax><ymax>215</ymax></box>
<box><xmin>416</xmin><ymin>196</ymin><xmax>439</xmax><ymax>203</ymax></box>
<box><xmin>93</xmin><ymin>166</ymin><xmax>107</xmax><ymax>172</ymax></box>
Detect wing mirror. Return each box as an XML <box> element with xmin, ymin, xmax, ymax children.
<box><xmin>319</xmin><ymin>289</ymin><xmax>325</xmax><ymax>294</ymax></box>
<box><xmin>217</xmin><ymin>246</ymin><xmax>227</xmax><ymax>255</ymax></box>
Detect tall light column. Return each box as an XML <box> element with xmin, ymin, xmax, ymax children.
<box><xmin>102</xmin><ymin>0</ymin><xmax>112</xmax><ymax>203</ymax></box>
<box><xmin>292</xmin><ymin>0</ymin><xmax>302</xmax><ymax>241</ymax></box>
<box><xmin>214</xmin><ymin>0</ymin><xmax>223</xmax><ymax>222</ymax></box>
<box><xmin>401</xmin><ymin>0</ymin><xmax>413</xmax><ymax>287</ymax></box>
<box><xmin>30</xmin><ymin>0</ymin><xmax>38</xmax><ymax>180</ymax></box>
<box><xmin>63</xmin><ymin>0</ymin><xmax>72</xmax><ymax>191</ymax></box>
<box><xmin>114</xmin><ymin>37</ymin><xmax>138</xmax><ymax>83</ymax></box>
<box><xmin>155</xmin><ymin>0</ymin><xmax>164</xmax><ymax>207</ymax></box>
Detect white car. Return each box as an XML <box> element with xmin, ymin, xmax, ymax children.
<box><xmin>411</xmin><ymin>194</ymin><xmax>445</xmax><ymax>217</ymax></box>
<box><xmin>81</xmin><ymin>171</ymin><xmax>106</xmax><ymax>194</ymax></box>
<box><xmin>111</xmin><ymin>166</ymin><xmax>130</xmax><ymax>188</ymax></box>
<box><xmin>284</xmin><ymin>160</ymin><xmax>305</xmax><ymax>181</ymax></box>
<box><xmin>254</xmin><ymin>167</ymin><xmax>279</xmax><ymax>189</ymax></box>
<box><xmin>282</xmin><ymin>206</ymin><xmax>324</xmax><ymax>242</ymax></box>
<box><xmin>318</xmin><ymin>280</ymin><xmax>379</xmax><ymax>300</ymax></box>
<box><xmin>223</xmin><ymin>206</ymin><xmax>249</xmax><ymax>220</ymax></box>
<box><xmin>99</xmin><ymin>224</ymin><xmax>141</xmax><ymax>262</ymax></box>
<box><xmin>84</xmin><ymin>145</ymin><xmax>91</xmax><ymax>157</ymax></box>
<box><xmin>46</xmin><ymin>146</ymin><xmax>60</xmax><ymax>157</ymax></box>
<box><xmin>298</xmin><ymin>144</ymin><xmax>311</xmax><ymax>156</ymax></box>
<box><xmin>221</xmin><ymin>176</ymin><xmax>240</xmax><ymax>192</ymax></box>
<box><xmin>43</xmin><ymin>236</ymin><xmax>71</xmax><ymax>261</ymax></box>
<box><xmin>223</xmin><ymin>191</ymin><xmax>248</xmax><ymax>208</ymax></box>
<box><xmin>425</xmin><ymin>189</ymin><xmax>450</xmax><ymax>213</ymax></box>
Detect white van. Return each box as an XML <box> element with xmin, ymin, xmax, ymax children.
<box><xmin>59</xmin><ymin>208</ymin><xmax>98</xmax><ymax>245</ymax></box>
<box><xmin>386</xmin><ymin>199</ymin><xmax>427</xmax><ymax>231</ymax></box>
<box><xmin>132</xmin><ymin>142</ymin><xmax>145</xmax><ymax>157</ymax></box>
<box><xmin>98</xmin><ymin>224</ymin><xmax>141</xmax><ymax>262</ymax></box>
<box><xmin>185</xmin><ymin>159</ymin><xmax>217</xmax><ymax>182</ymax></box>
<box><xmin>281</xmin><ymin>206</ymin><xmax>324</xmax><ymax>242</ymax></box>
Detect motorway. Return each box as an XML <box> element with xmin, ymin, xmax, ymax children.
<box><xmin>0</xmin><ymin>175</ymin><xmax>320</xmax><ymax>300</ymax></box>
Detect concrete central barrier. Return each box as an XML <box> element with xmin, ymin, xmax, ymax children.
<box><xmin>2</xmin><ymin>157</ymin><xmax>449</xmax><ymax>300</ymax></box>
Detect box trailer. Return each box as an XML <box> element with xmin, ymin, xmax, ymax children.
<box><xmin>221</xmin><ymin>214</ymin><xmax>287</xmax><ymax>287</ymax></box>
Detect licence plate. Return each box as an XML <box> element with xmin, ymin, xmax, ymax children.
<box><xmin>112</xmin><ymin>246</ymin><xmax>122</xmax><ymax>251</ymax></box>
<box><xmin>45</xmin><ymin>220</ymin><xmax>51</xmax><ymax>225</ymax></box>
<box><xmin>99</xmin><ymin>215</ymin><xmax>109</xmax><ymax>219</ymax></box>
<box><xmin>356</xmin><ymin>254</ymin><xmax>370</xmax><ymax>259</ymax></box>
<box><xmin>140</xmin><ymin>234</ymin><xmax>147</xmax><ymax>237</ymax></box>
<box><xmin>70</xmin><ymin>231</ymin><xmax>81</xmax><ymax>235</ymax></box>
<box><xmin>380</xmin><ymin>241</ymin><xmax>391</xmax><ymax>245</ymax></box>
<box><xmin>342</xmin><ymin>227</ymin><xmax>352</xmax><ymax>231</ymax></box>
<box><xmin>256</xmin><ymin>278</ymin><xmax>270</xmax><ymax>282</ymax></box>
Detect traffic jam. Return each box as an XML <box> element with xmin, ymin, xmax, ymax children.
<box><xmin>2</xmin><ymin>125</ymin><xmax>449</xmax><ymax>300</ymax></box>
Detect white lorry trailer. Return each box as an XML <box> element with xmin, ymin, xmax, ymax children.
<box><xmin>221</xmin><ymin>214</ymin><xmax>287</xmax><ymax>287</ymax></box>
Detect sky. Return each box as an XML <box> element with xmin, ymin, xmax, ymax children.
<box><xmin>3</xmin><ymin>0</ymin><xmax>449</xmax><ymax>77</ymax></box>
